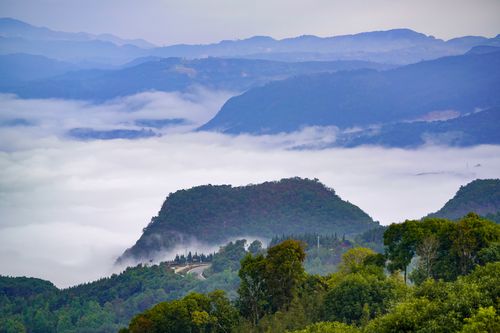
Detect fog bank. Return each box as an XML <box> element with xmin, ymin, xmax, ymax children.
<box><xmin>1</xmin><ymin>94</ymin><xmax>499</xmax><ymax>287</ymax></box>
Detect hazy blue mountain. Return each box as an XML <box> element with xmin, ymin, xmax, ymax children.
<box><xmin>2</xmin><ymin>18</ymin><xmax>498</xmax><ymax>67</ymax></box>
<box><xmin>0</xmin><ymin>36</ymin><xmax>147</xmax><ymax>66</ymax></box>
<box><xmin>2</xmin><ymin>57</ymin><xmax>391</xmax><ymax>101</ymax></box>
<box><xmin>152</xmin><ymin>29</ymin><xmax>499</xmax><ymax>64</ymax></box>
<box><xmin>117</xmin><ymin>178</ymin><xmax>377</xmax><ymax>263</ymax></box>
<box><xmin>0</xmin><ymin>53</ymin><xmax>78</xmax><ymax>85</ymax></box>
<box><xmin>0</xmin><ymin>17</ymin><xmax>155</xmax><ymax>48</ymax></box>
<box><xmin>466</xmin><ymin>45</ymin><xmax>500</xmax><ymax>55</ymax></box>
<box><xmin>338</xmin><ymin>106</ymin><xmax>500</xmax><ymax>148</ymax></box>
<box><xmin>199</xmin><ymin>51</ymin><xmax>500</xmax><ymax>135</ymax></box>
<box><xmin>426</xmin><ymin>179</ymin><xmax>500</xmax><ymax>221</ymax></box>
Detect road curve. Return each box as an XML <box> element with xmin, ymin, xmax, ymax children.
<box><xmin>186</xmin><ymin>264</ymin><xmax>211</xmax><ymax>280</ymax></box>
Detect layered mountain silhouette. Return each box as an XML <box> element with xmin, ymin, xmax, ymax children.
<box><xmin>199</xmin><ymin>50</ymin><xmax>500</xmax><ymax>138</ymax></box>
<box><xmin>0</xmin><ymin>57</ymin><xmax>390</xmax><ymax>101</ymax></box>
<box><xmin>2</xmin><ymin>18</ymin><xmax>498</xmax><ymax>66</ymax></box>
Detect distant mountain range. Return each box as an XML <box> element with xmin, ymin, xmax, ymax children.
<box><xmin>1</xmin><ymin>17</ymin><xmax>499</xmax><ymax>147</ymax></box>
<box><xmin>0</xmin><ymin>56</ymin><xmax>391</xmax><ymax>101</ymax></box>
<box><xmin>427</xmin><ymin>179</ymin><xmax>500</xmax><ymax>222</ymax></box>
<box><xmin>1</xmin><ymin>18</ymin><xmax>499</xmax><ymax>66</ymax></box>
<box><xmin>151</xmin><ymin>29</ymin><xmax>500</xmax><ymax>65</ymax></box>
<box><xmin>199</xmin><ymin>49</ymin><xmax>500</xmax><ymax>146</ymax></box>
<box><xmin>117</xmin><ymin>178</ymin><xmax>377</xmax><ymax>264</ymax></box>
<box><xmin>0</xmin><ymin>18</ymin><xmax>155</xmax><ymax>48</ymax></box>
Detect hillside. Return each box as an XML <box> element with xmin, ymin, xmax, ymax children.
<box><xmin>427</xmin><ymin>179</ymin><xmax>500</xmax><ymax>220</ymax></box>
<box><xmin>0</xmin><ymin>53</ymin><xmax>78</xmax><ymax>85</ymax></box>
<box><xmin>117</xmin><ymin>178</ymin><xmax>376</xmax><ymax>263</ymax></box>
<box><xmin>0</xmin><ymin>263</ymin><xmax>209</xmax><ymax>332</ymax></box>
<box><xmin>0</xmin><ymin>57</ymin><xmax>389</xmax><ymax>101</ymax></box>
<box><xmin>338</xmin><ymin>106</ymin><xmax>500</xmax><ymax>147</ymax></box>
<box><xmin>199</xmin><ymin>50</ymin><xmax>500</xmax><ymax>135</ymax></box>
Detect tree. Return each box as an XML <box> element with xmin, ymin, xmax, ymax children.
<box><xmin>238</xmin><ymin>239</ymin><xmax>306</xmax><ymax>324</ymax></box>
<box><xmin>289</xmin><ymin>321</ymin><xmax>361</xmax><ymax>333</ymax></box>
<box><xmin>248</xmin><ymin>240</ymin><xmax>263</xmax><ymax>255</ymax></box>
<box><xmin>238</xmin><ymin>254</ymin><xmax>268</xmax><ymax>325</ymax></box>
<box><xmin>323</xmin><ymin>273</ymin><xmax>402</xmax><ymax>325</ymax></box>
<box><xmin>384</xmin><ymin>220</ymin><xmax>421</xmax><ymax>283</ymax></box>
<box><xmin>460</xmin><ymin>306</ymin><xmax>500</xmax><ymax>333</ymax></box>
<box><xmin>265</xmin><ymin>240</ymin><xmax>306</xmax><ymax>312</ymax></box>
<box><xmin>339</xmin><ymin>247</ymin><xmax>377</xmax><ymax>274</ymax></box>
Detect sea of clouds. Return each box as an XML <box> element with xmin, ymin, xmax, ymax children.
<box><xmin>1</xmin><ymin>91</ymin><xmax>499</xmax><ymax>288</ymax></box>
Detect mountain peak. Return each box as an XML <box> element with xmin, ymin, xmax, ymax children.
<box><xmin>427</xmin><ymin>179</ymin><xmax>500</xmax><ymax>220</ymax></box>
<box><xmin>117</xmin><ymin>177</ymin><xmax>376</xmax><ymax>264</ymax></box>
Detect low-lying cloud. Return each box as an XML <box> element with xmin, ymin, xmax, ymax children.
<box><xmin>0</xmin><ymin>89</ymin><xmax>234</xmax><ymax>150</ymax></box>
<box><xmin>1</xmin><ymin>93</ymin><xmax>500</xmax><ymax>288</ymax></box>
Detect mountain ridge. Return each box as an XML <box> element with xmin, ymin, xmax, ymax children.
<box><xmin>117</xmin><ymin>178</ymin><xmax>377</xmax><ymax>264</ymax></box>
<box><xmin>2</xmin><ymin>18</ymin><xmax>499</xmax><ymax>65</ymax></box>
<box><xmin>199</xmin><ymin>50</ymin><xmax>500</xmax><ymax>135</ymax></box>
<box><xmin>427</xmin><ymin>179</ymin><xmax>500</xmax><ymax>221</ymax></box>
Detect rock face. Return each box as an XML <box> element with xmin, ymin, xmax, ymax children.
<box><xmin>117</xmin><ymin>178</ymin><xmax>377</xmax><ymax>264</ymax></box>
<box><xmin>427</xmin><ymin>179</ymin><xmax>500</xmax><ymax>220</ymax></box>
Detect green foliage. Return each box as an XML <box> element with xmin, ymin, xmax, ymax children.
<box><xmin>385</xmin><ymin>214</ymin><xmax>500</xmax><ymax>283</ymax></box>
<box><xmin>2</xmin><ymin>213</ymin><xmax>499</xmax><ymax>333</ymax></box>
<box><xmin>384</xmin><ymin>219</ymin><xmax>422</xmax><ymax>282</ymax></box>
<box><xmin>271</xmin><ymin>233</ymin><xmax>358</xmax><ymax>276</ymax></box>
<box><xmin>287</xmin><ymin>321</ymin><xmax>361</xmax><ymax>333</ymax></box>
<box><xmin>120</xmin><ymin>178</ymin><xmax>376</xmax><ymax>263</ymax></box>
<box><xmin>428</xmin><ymin>179</ymin><xmax>500</xmax><ymax>220</ymax></box>
<box><xmin>354</xmin><ymin>226</ymin><xmax>387</xmax><ymax>253</ymax></box>
<box><xmin>338</xmin><ymin>247</ymin><xmax>377</xmax><ymax>274</ymax></box>
<box><xmin>248</xmin><ymin>240</ymin><xmax>263</xmax><ymax>255</ymax></box>
<box><xmin>238</xmin><ymin>254</ymin><xmax>268</xmax><ymax>325</ymax></box>
<box><xmin>322</xmin><ymin>249</ymin><xmax>406</xmax><ymax>325</ymax></box>
<box><xmin>365</xmin><ymin>262</ymin><xmax>500</xmax><ymax>333</ymax></box>
<box><xmin>238</xmin><ymin>240</ymin><xmax>307</xmax><ymax>325</ymax></box>
<box><xmin>0</xmin><ymin>259</ymin><xmax>241</xmax><ymax>332</ymax></box>
<box><xmin>208</xmin><ymin>240</ymin><xmax>248</xmax><ymax>275</ymax></box>
<box><xmin>126</xmin><ymin>291</ymin><xmax>239</xmax><ymax>333</ymax></box>
<box><xmin>460</xmin><ymin>306</ymin><xmax>500</xmax><ymax>333</ymax></box>
<box><xmin>266</xmin><ymin>240</ymin><xmax>307</xmax><ymax>312</ymax></box>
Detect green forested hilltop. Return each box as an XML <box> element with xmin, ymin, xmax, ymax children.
<box><xmin>427</xmin><ymin>179</ymin><xmax>500</xmax><ymax>221</ymax></box>
<box><xmin>118</xmin><ymin>178</ymin><xmax>376</xmax><ymax>263</ymax></box>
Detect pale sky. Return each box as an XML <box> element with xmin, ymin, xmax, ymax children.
<box><xmin>1</xmin><ymin>0</ymin><xmax>499</xmax><ymax>46</ymax></box>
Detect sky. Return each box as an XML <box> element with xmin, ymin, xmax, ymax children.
<box><xmin>0</xmin><ymin>0</ymin><xmax>499</xmax><ymax>45</ymax></box>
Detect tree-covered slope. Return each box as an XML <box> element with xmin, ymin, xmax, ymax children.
<box><xmin>339</xmin><ymin>106</ymin><xmax>500</xmax><ymax>147</ymax></box>
<box><xmin>199</xmin><ymin>51</ymin><xmax>500</xmax><ymax>134</ymax></box>
<box><xmin>117</xmin><ymin>178</ymin><xmax>376</xmax><ymax>263</ymax></box>
<box><xmin>1</xmin><ymin>57</ymin><xmax>389</xmax><ymax>101</ymax></box>
<box><xmin>427</xmin><ymin>179</ymin><xmax>500</xmax><ymax>220</ymax></box>
<box><xmin>0</xmin><ymin>262</ymin><xmax>230</xmax><ymax>333</ymax></box>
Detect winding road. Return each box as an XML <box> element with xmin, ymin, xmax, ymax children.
<box><xmin>186</xmin><ymin>264</ymin><xmax>210</xmax><ymax>280</ymax></box>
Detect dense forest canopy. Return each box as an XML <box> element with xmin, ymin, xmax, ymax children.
<box><xmin>427</xmin><ymin>178</ymin><xmax>500</xmax><ymax>221</ymax></box>
<box><xmin>120</xmin><ymin>213</ymin><xmax>500</xmax><ymax>332</ymax></box>
<box><xmin>2</xmin><ymin>213</ymin><xmax>499</xmax><ymax>333</ymax></box>
<box><xmin>118</xmin><ymin>177</ymin><xmax>376</xmax><ymax>263</ymax></box>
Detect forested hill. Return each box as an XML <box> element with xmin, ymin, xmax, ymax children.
<box><xmin>427</xmin><ymin>179</ymin><xmax>500</xmax><ymax>221</ymax></box>
<box><xmin>199</xmin><ymin>50</ymin><xmax>500</xmax><ymax>135</ymax></box>
<box><xmin>117</xmin><ymin>178</ymin><xmax>376</xmax><ymax>264</ymax></box>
